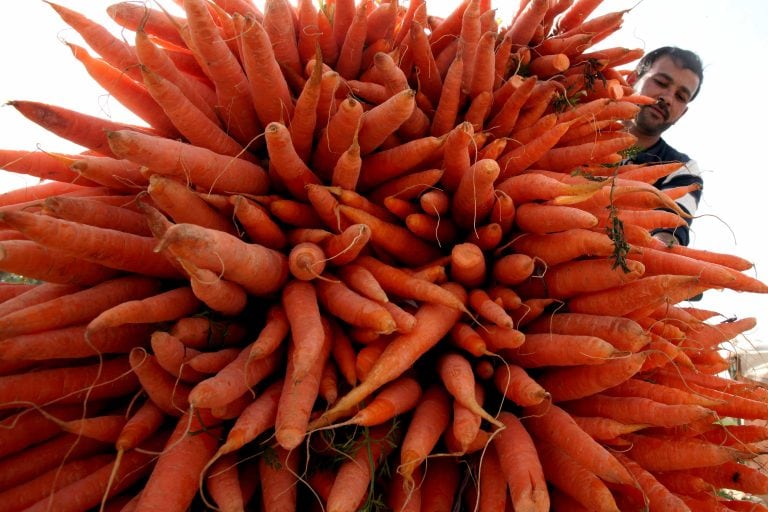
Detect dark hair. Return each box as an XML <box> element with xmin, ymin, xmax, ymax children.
<box><xmin>635</xmin><ymin>46</ymin><xmax>704</xmax><ymax>100</ymax></box>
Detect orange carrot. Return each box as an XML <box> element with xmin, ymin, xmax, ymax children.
<box><xmin>179</xmin><ymin>258</ymin><xmax>249</xmax><ymax>316</ymax></box>
<box><xmin>230</xmin><ymin>194</ymin><xmax>287</xmax><ymax>249</ymax></box>
<box><xmin>450</xmin><ymin>242</ymin><xmax>487</xmax><ymax>288</ymax></box>
<box><xmin>0</xmin><ymin>356</ymin><xmax>138</xmax><ymax>409</ymax></box>
<box><xmin>325</xmin><ymin>424</ymin><xmax>398</xmax><ymax>512</ymax></box>
<box><xmin>156</xmin><ymin>221</ymin><xmax>288</xmax><ymax>295</ymax></box>
<box><xmin>182</xmin><ymin>0</ymin><xmax>261</xmax><ymax>145</ymax></box>
<box><xmin>288</xmin><ymin>241</ymin><xmax>327</xmax><ymax>280</ymax></box>
<box><xmin>311</xmin><ymin>283</ymin><xmax>466</xmax><ymax>428</ymax></box>
<box><xmin>66</xmin><ymin>43</ymin><xmax>178</xmax><ymax>137</ymax></box>
<box><xmin>87</xmin><ymin>286</ymin><xmax>201</xmax><ymax>334</ymax></box>
<box><xmin>147</xmin><ymin>174</ymin><xmax>236</xmax><ymax>234</ymax></box>
<box><xmin>535</xmin><ymin>352</ymin><xmax>647</xmax><ymax>402</ymax></box>
<box><xmin>438</xmin><ymin>351</ymin><xmax>502</xmax><ymax>427</ymax></box>
<box><xmin>523</xmin><ymin>401</ymin><xmax>634</xmax><ymax>485</ymax></box>
<box><xmin>315</xmin><ymin>277</ymin><xmax>397</xmax><ymax>334</ymax></box>
<box><xmin>504</xmin><ymin>332</ymin><xmax>618</xmax><ymax>367</ymax></box>
<box><xmin>493</xmin><ymin>411</ymin><xmax>550</xmax><ymax>512</ymax></box>
<box><xmin>275</xmin><ymin>318</ymin><xmax>332</xmax><ymax>449</ymax></box>
<box><xmin>106</xmin><ymin>129</ymin><xmax>269</xmax><ymax>195</ymax></box>
<box><xmin>238</xmin><ymin>14</ymin><xmax>295</xmax><ymax>127</ymax></box>
<box><xmin>357</xmin><ymin>88</ymin><xmax>417</xmax><ymax>155</ymax></box>
<box><xmin>451</xmin><ymin>158</ymin><xmax>500</xmax><ymax>230</ymax></box>
<box><xmin>0</xmin><ymin>240</ymin><xmax>119</xmax><ymax>286</ymax></box>
<box><xmin>133</xmin><ymin>409</ymin><xmax>222</xmax><ymax>512</ymax></box>
<box><xmin>535</xmin><ymin>439</ymin><xmax>619</xmax><ymax>512</ymax></box>
<box><xmin>493</xmin><ymin>362</ymin><xmax>550</xmax><ymax>409</ymax></box>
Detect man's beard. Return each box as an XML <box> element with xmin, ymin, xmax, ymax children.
<box><xmin>635</xmin><ymin>104</ymin><xmax>673</xmax><ymax>137</ymax></box>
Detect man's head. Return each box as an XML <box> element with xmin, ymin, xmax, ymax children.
<box><xmin>627</xmin><ymin>47</ymin><xmax>704</xmax><ymax>140</ymax></box>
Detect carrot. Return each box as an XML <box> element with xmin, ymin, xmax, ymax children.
<box><xmin>355</xmin><ymin>255</ymin><xmax>468</xmax><ymax>313</ymax></box>
<box><xmin>237</xmin><ymin>14</ymin><xmax>295</xmax><ymax>128</ymax></box>
<box><xmin>115</xmin><ymin>399</ymin><xmax>166</xmax><ymax>453</ymax></box>
<box><xmin>449</xmin><ymin>381</ymin><xmax>484</xmax><ymax>454</ymax></box>
<box><xmin>491</xmin><ymin>253</ymin><xmax>536</xmax><ymax>286</ymax></box>
<box><xmin>339</xmin><ymin>205</ymin><xmax>444</xmax><ymax>266</ymax></box>
<box><xmin>431</xmin><ymin>49</ymin><xmax>465</xmax><ymax>137</ymax></box>
<box><xmin>523</xmin><ymin>401</ymin><xmax>634</xmax><ymax>485</ymax></box>
<box><xmin>6</xmin><ymin>100</ymin><xmax>159</xmax><ymax>159</ymax></box>
<box><xmin>288</xmin><ymin>241</ymin><xmax>327</xmax><ymax>280</ymax></box>
<box><xmin>0</xmin><ymin>274</ymin><xmax>160</xmax><ymax>339</ymax></box>
<box><xmin>368</xmin><ymin>168</ymin><xmax>445</xmax><ymax>205</ymax></box>
<box><xmin>515</xmin><ymin>202</ymin><xmax>599</xmax><ymax>234</ymax></box>
<box><xmin>567</xmin><ymin>274</ymin><xmax>704</xmax><ymax>317</ymax></box>
<box><xmin>66</xmin><ymin>42</ymin><xmax>178</xmax><ymax>137</ymax></box>
<box><xmin>535</xmin><ymin>352</ymin><xmax>647</xmax><ymax>402</ymax></box>
<box><xmin>564</xmin><ymin>393</ymin><xmax>715</xmax><ymax>429</ymax></box>
<box><xmin>570</xmin><ymin>415</ymin><xmax>646</xmax><ymax>441</ymax></box>
<box><xmin>487</xmin><ymin>74</ymin><xmax>538</xmax><ymax>139</ymax></box>
<box><xmin>628</xmin><ymin>245</ymin><xmax>768</xmax><ymax>293</ymax></box>
<box><xmin>0</xmin><ymin>356</ymin><xmax>138</xmax><ymax>409</ymax></box>
<box><xmin>156</xmin><ymin>221</ymin><xmax>288</xmax><ymax>295</ymax></box>
<box><xmin>315</xmin><ymin>276</ymin><xmax>397</xmax><ymax>334</ymax></box>
<box><xmin>229</xmin><ymin>195</ymin><xmax>286</xmax><ymax>249</ymax></box>
<box><xmin>339</xmin><ymin>375</ymin><xmax>422</xmax><ymax>427</ymax></box>
<box><xmin>108</xmin><ymin>2</ymin><xmax>189</xmax><ymax>47</ymax></box>
<box><xmin>147</xmin><ymin>174</ymin><xmax>236</xmax><ymax>234</ymax></box>
<box><xmin>419</xmin><ymin>455</ymin><xmax>461</xmax><ymax>511</ymax></box>
<box><xmin>69</xmin><ymin>155</ymin><xmax>147</xmax><ymax>191</ymax></box>
<box><xmin>311</xmin><ymin>283</ymin><xmax>466</xmax><ymax>428</ymax></box>
<box><xmin>509</xmin><ymin>228</ymin><xmax>616</xmax><ymax>267</ymax></box>
<box><xmin>1</xmin><ymin>322</ymin><xmax>152</xmax><ymax>364</ymax></box>
<box><xmin>534</xmin><ymin>439</ymin><xmax>620</xmax><ymax>512</ymax></box>
<box><xmin>326</xmin><ymin>424</ymin><xmax>398</xmax><ymax>512</ymax></box>
<box><xmin>270</xmin><ymin>197</ymin><xmax>324</xmax><ymax>227</ymax></box>
<box><xmin>275</xmin><ymin>318</ymin><xmax>332</xmax><ymax>449</ymax></box>
<box><xmin>450</xmin><ymin>242</ymin><xmax>487</xmax><ymax>287</ymax></box>
<box><xmin>135</xmin><ymin>29</ymin><xmax>221</xmax><ymax>126</ymax></box>
<box><xmin>182</xmin><ymin>0</ymin><xmax>261</xmax><ymax>145</ymax></box>
<box><xmin>106</xmin><ymin>129</ymin><xmax>269</xmax><ymax>195</ymax></box>
<box><xmin>492</xmin><ymin>362</ymin><xmax>549</xmax><ymax>407</ymax></box>
<box><xmin>504</xmin><ymin>332</ymin><xmax>618</xmax><ymax>367</ymax></box>
<box><xmin>21</xmin><ymin>437</ymin><xmax>160</xmax><ymax>512</ymax></box>
<box><xmin>134</xmin><ymin>409</ymin><xmax>222</xmax><ymax>512</ymax></box>
<box><xmin>0</xmin><ymin>149</ymin><xmax>91</xmax><ymax>185</ymax></box>
<box><xmin>41</xmin><ymin>195</ymin><xmax>150</xmax><ymax>236</ymax></box>
<box><xmin>322</xmin><ymin>223</ymin><xmax>371</xmax><ymax>266</ymax></box>
<box><xmin>526</xmin><ymin>312</ymin><xmax>650</xmax><ymax>352</ymax></box>
<box><xmin>451</xmin><ymin>158</ymin><xmax>500</xmax><ymax>230</ymax></box>
<box><xmin>438</xmin><ymin>351</ymin><xmax>502</xmax><ymax>427</ymax></box>
<box><xmin>335</xmin><ymin>0</ymin><xmax>368</xmax><ymax>80</ymax></box>
<box><xmin>179</xmin><ymin>258</ymin><xmax>249</xmax><ymax>316</ymax></box>
<box><xmin>469</xmin><ymin>289</ymin><xmax>515</xmax><ymax>328</ymax></box>
<box><xmin>0</xmin><ymin>240</ymin><xmax>119</xmax><ymax>285</ymax></box>
<box><xmin>488</xmin><ymin>284</ymin><xmax>523</xmax><ymax>310</ymax></box>
<box><xmin>259</xmin><ymin>444</ymin><xmax>300</xmax><ymax>512</ymax></box>
<box><xmin>312</xmin><ymin>96</ymin><xmax>364</xmax><ymax>177</ymax></box>
<box><xmin>0</xmin><ymin>432</ymin><xmax>107</xmax><ymax>492</ymax></box>
<box><xmin>493</xmin><ymin>411</ymin><xmax>550</xmax><ymax>512</ymax></box>
<box><xmin>87</xmin><ymin>286</ymin><xmax>201</xmax><ymax>334</ymax></box>
<box><xmin>397</xmin><ymin>383</ymin><xmax>451</xmax><ymax>486</ymax></box>
<box><xmin>357</xmin><ymin>134</ymin><xmax>445</xmax><ymax>191</ymax></box>
<box><xmin>0</xmin><ymin>404</ymin><xmax>91</xmax><ymax>460</ymax></box>
<box><xmin>357</xmin><ymin>88</ymin><xmax>417</xmax><ymax>155</ymax></box>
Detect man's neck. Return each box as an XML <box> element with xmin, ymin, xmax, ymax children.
<box><xmin>627</xmin><ymin>126</ymin><xmax>661</xmax><ymax>151</ymax></box>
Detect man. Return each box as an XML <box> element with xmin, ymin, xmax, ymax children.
<box><xmin>624</xmin><ymin>46</ymin><xmax>704</xmax><ymax>247</ymax></box>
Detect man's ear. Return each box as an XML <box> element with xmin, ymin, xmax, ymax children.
<box><xmin>626</xmin><ymin>71</ymin><xmax>639</xmax><ymax>87</ymax></box>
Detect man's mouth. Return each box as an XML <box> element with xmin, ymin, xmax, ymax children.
<box><xmin>645</xmin><ymin>103</ymin><xmax>668</xmax><ymax>121</ymax></box>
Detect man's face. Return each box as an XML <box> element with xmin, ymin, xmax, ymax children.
<box><xmin>630</xmin><ymin>56</ymin><xmax>701</xmax><ymax>137</ymax></box>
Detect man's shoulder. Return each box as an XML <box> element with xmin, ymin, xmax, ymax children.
<box><xmin>631</xmin><ymin>138</ymin><xmax>692</xmax><ymax>164</ymax></box>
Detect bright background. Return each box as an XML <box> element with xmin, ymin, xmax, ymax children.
<box><xmin>1</xmin><ymin>1</ymin><xmax>767</xmax><ymax>352</ymax></box>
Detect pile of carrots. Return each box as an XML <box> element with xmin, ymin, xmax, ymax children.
<box><xmin>2</xmin><ymin>0</ymin><xmax>768</xmax><ymax>510</ymax></box>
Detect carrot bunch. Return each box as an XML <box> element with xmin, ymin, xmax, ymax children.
<box><xmin>1</xmin><ymin>0</ymin><xmax>767</xmax><ymax>511</ymax></box>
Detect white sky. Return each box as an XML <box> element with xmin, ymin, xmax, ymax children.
<box><xmin>1</xmin><ymin>1</ymin><xmax>768</xmax><ymax>350</ymax></box>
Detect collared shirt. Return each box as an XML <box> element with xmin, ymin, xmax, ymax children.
<box><xmin>624</xmin><ymin>138</ymin><xmax>703</xmax><ymax>246</ymax></box>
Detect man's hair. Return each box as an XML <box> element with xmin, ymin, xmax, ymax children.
<box><xmin>635</xmin><ymin>46</ymin><xmax>704</xmax><ymax>100</ymax></box>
